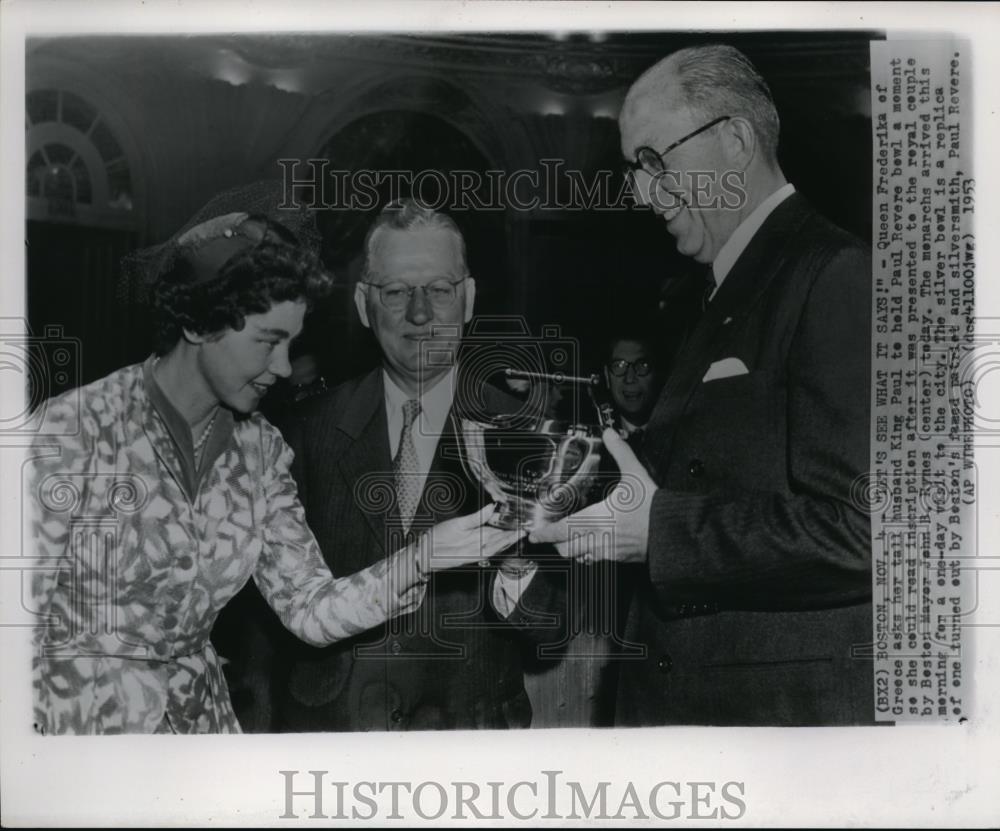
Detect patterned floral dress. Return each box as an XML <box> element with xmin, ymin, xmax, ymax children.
<box><xmin>31</xmin><ymin>359</ymin><xmax>422</xmax><ymax>734</ymax></box>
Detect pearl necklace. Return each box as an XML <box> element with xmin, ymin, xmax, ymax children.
<box><xmin>193</xmin><ymin>410</ymin><xmax>217</xmax><ymax>459</ymax></box>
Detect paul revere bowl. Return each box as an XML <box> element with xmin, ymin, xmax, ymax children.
<box><xmin>458</xmin><ymin>414</ymin><xmax>608</xmax><ymax>530</ymax></box>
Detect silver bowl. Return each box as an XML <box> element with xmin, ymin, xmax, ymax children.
<box><xmin>459</xmin><ymin>414</ymin><xmax>607</xmax><ymax>530</ymax></box>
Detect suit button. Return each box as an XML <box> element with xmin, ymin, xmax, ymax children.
<box><xmin>687</xmin><ymin>459</ymin><xmax>704</xmax><ymax>478</ymax></box>
<box><xmin>390</xmin><ymin>641</ymin><xmax>402</xmax><ymax>655</ymax></box>
<box><xmin>677</xmin><ymin>604</ymin><xmax>688</xmax><ymax>616</ymax></box>
<box><xmin>657</xmin><ymin>654</ymin><xmax>673</xmax><ymax>673</ymax></box>
<box><xmin>390</xmin><ymin>708</ymin><xmax>403</xmax><ymax>723</ymax></box>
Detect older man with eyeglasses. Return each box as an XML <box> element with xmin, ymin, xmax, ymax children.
<box><xmin>268</xmin><ymin>198</ymin><xmax>567</xmax><ymax>732</ymax></box>
<box><xmin>533</xmin><ymin>44</ymin><xmax>874</xmax><ymax>726</ymax></box>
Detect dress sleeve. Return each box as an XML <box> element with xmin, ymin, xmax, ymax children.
<box><xmin>252</xmin><ymin>421</ymin><xmax>428</xmax><ymax>647</ymax></box>
<box><xmin>29</xmin><ymin>391</ymin><xmax>104</xmax><ymax>734</ymax></box>
<box><xmin>29</xmin><ymin>392</ymin><xmax>99</xmax><ymax>631</ymax></box>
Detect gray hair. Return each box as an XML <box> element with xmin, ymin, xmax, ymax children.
<box><xmin>361</xmin><ymin>198</ymin><xmax>469</xmax><ymax>280</ymax></box>
<box><xmin>631</xmin><ymin>44</ymin><xmax>781</xmax><ymax>163</ymax></box>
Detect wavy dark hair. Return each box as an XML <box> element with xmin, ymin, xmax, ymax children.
<box><xmin>150</xmin><ymin>215</ymin><xmax>332</xmax><ymax>355</ymax></box>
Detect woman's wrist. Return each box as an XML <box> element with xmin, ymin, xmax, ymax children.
<box><xmin>392</xmin><ymin>537</ymin><xmax>431</xmax><ymax>588</ymax></box>
<box><xmin>411</xmin><ymin>541</ymin><xmax>432</xmax><ymax>584</ymax></box>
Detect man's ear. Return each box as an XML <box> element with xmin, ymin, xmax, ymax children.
<box><xmin>354</xmin><ymin>282</ymin><xmax>372</xmax><ymax>329</ymax></box>
<box><xmin>722</xmin><ymin>116</ymin><xmax>756</xmax><ymax>170</ymax></box>
<box><xmin>462</xmin><ymin>277</ymin><xmax>476</xmax><ymax>324</ymax></box>
<box><xmin>182</xmin><ymin>328</ymin><xmax>207</xmax><ymax>345</ymax></box>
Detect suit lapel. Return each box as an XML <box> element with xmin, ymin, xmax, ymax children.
<box><xmin>409</xmin><ymin>370</ymin><xmax>513</xmax><ymax>526</ymax></box>
<box><xmin>412</xmin><ymin>408</ymin><xmax>473</xmax><ymax>526</ymax></box>
<box><xmin>135</xmin><ymin>359</ymin><xmax>195</xmax><ymax>503</ymax></box>
<box><xmin>643</xmin><ymin>193</ymin><xmax>814</xmax><ymax>474</ymax></box>
<box><xmin>331</xmin><ymin>369</ymin><xmax>398</xmax><ymax>558</ymax></box>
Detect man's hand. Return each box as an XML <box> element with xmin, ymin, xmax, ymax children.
<box><xmin>528</xmin><ymin>428</ymin><xmax>658</xmax><ymax>564</ymax></box>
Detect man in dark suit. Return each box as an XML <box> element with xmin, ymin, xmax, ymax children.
<box><xmin>272</xmin><ymin>199</ymin><xmax>565</xmax><ymax>731</ymax></box>
<box><xmin>533</xmin><ymin>44</ymin><xmax>873</xmax><ymax>725</ymax></box>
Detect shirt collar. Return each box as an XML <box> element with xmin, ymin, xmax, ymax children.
<box><xmin>383</xmin><ymin>365</ymin><xmax>457</xmax><ymax>435</ymax></box>
<box><xmin>143</xmin><ymin>354</ymin><xmax>234</xmax><ymax>500</ymax></box>
<box><xmin>712</xmin><ymin>182</ymin><xmax>796</xmax><ymax>288</ymax></box>
<box><xmin>144</xmin><ymin>354</ymin><xmax>191</xmax><ymax>452</ymax></box>
<box><xmin>619</xmin><ymin>416</ymin><xmax>645</xmax><ymax>436</ymax></box>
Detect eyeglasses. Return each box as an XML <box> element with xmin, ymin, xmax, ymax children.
<box><xmin>607</xmin><ymin>358</ymin><xmax>652</xmax><ymax>378</ymax></box>
<box><xmin>360</xmin><ymin>277</ymin><xmax>467</xmax><ymax>312</ymax></box>
<box><xmin>623</xmin><ymin>115</ymin><xmax>732</xmax><ymax>178</ymax></box>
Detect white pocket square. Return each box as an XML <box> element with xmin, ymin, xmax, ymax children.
<box><xmin>702</xmin><ymin>357</ymin><xmax>749</xmax><ymax>382</ymax></box>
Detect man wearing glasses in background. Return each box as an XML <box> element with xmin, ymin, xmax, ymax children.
<box><xmin>604</xmin><ymin>330</ymin><xmax>661</xmax><ymax>449</ymax></box>
<box><xmin>533</xmin><ymin>44</ymin><xmax>874</xmax><ymax>725</ymax></box>
<box><xmin>271</xmin><ymin>198</ymin><xmax>564</xmax><ymax>731</ymax></box>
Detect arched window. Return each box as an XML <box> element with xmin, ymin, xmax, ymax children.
<box><xmin>26</xmin><ymin>88</ymin><xmax>137</xmax><ymax>228</ymax></box>
<box><xmin>25</xmin><ymin>83</ymin><xmax>146</xmax><ymax>387</ymax></box>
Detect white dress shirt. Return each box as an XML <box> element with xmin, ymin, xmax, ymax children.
<box><xmin>382</xmin><ymin>367</ymin><xmax>535</xmax><ymax>614</ymax></box>
<box><xmin>710</xmin><ymin>182</ymin><xmax>796</xmax><ymax>296</ymax></box>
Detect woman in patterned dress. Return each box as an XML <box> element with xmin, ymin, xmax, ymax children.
<box><xmin>30</xmin><ymin>209</ymin><xmax>517</xmax><ymax>734</ymax></box>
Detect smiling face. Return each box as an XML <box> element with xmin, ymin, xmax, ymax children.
<box><xmin>354</xmin><ymin>226</ymin><xmax>475</xmax><ymax>396</ymax></box>
<box><xmin>620</xmin><ymin>86</ymin><xmax>743</xmax><ymax>265</ymax></box>
<box><xmin>605</xmin><ymin>339</ymin><xmax>656</xmax><ymax>425</ymax></box>
<box><xmin>193</xmin><ymin>299</ymin><xmax>306</xmax><ymax>414</ymax></box>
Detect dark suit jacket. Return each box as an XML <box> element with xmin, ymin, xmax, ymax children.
<box><xmin>618</xmin><ymin>192</ymin><xmax>874</xmax><ymax>726</ymax></box>
<box><xmin>272</xmin><ymin>368</ymin><xmax>568</xmax><ymax>731</ymax></box>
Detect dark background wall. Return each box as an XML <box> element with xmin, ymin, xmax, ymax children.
<box><xmin>25</xmin><ymin>31</ymin><xmax>878</xmax><ymax>396</ymax></box>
